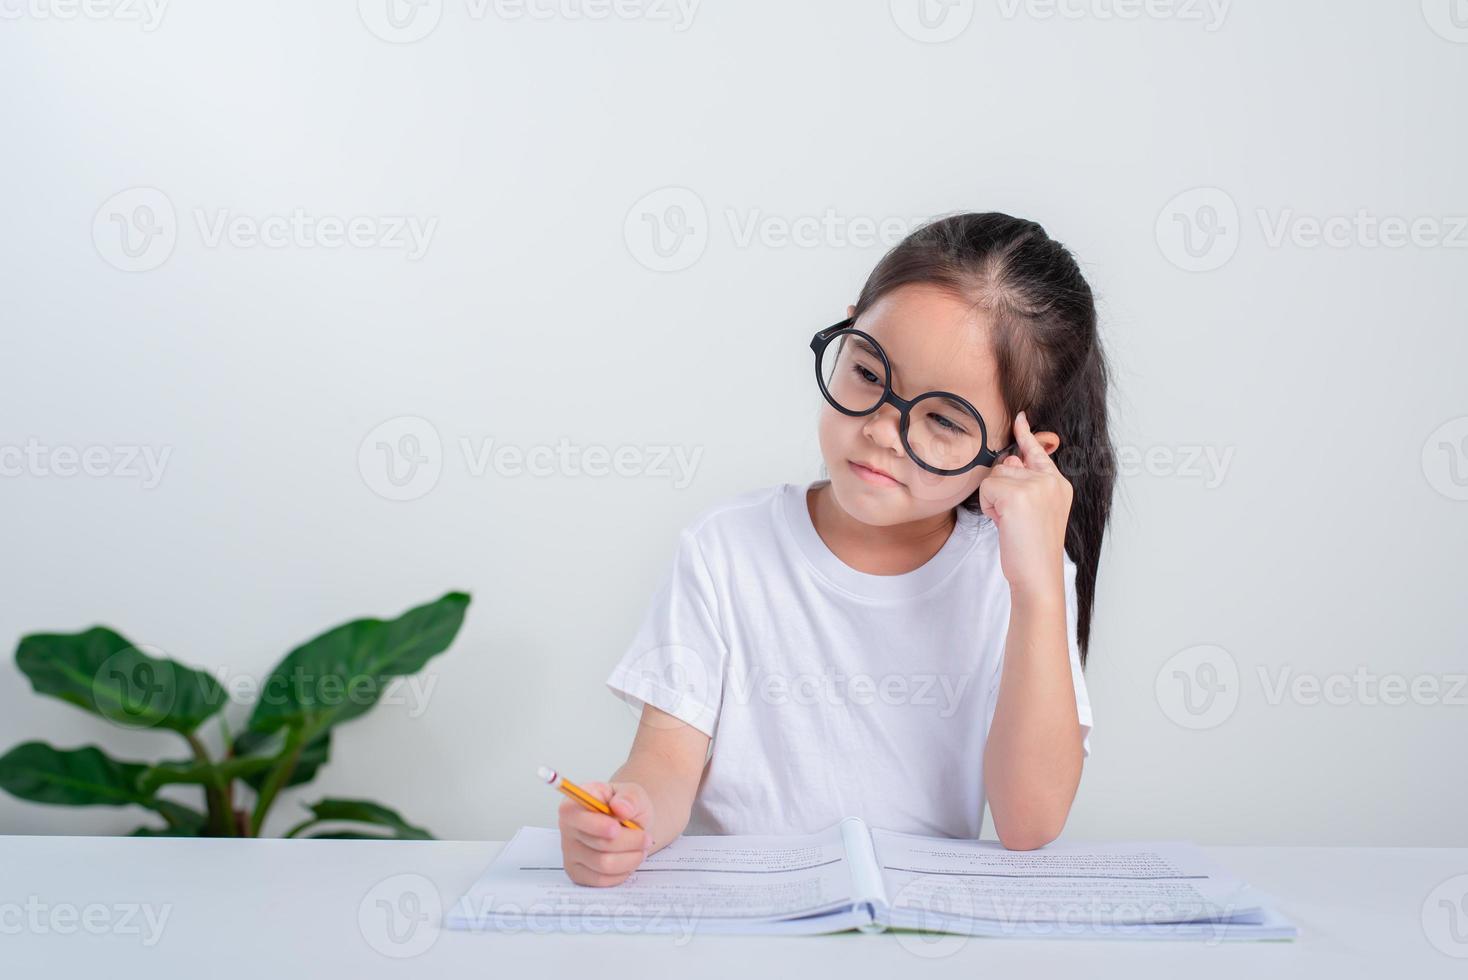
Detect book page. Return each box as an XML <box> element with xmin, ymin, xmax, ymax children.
<box><xmin>870</xmin><ymin>831</ymin><xmax>1263</xmax><ymax>934</ymax></box>
<box><xmin>837</xmin><ymin>816</ymin><xmax>886</xmax><ymax>908</ymax></box>
<box><xmin>446</xmin><ymin>822</ymin><xmax>860</xmax><ymax>934</ymax></box>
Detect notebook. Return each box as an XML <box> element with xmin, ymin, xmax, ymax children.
<box><xmin>444</xmin><ymin>817</ymin><xmax>1297</xmax><ymax>940</ymax></box>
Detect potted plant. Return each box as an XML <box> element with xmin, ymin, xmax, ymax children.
<box><xmin>0</xmin><ymin>591</ymin><xmax>470</xmax><ymax>839</ymax></box>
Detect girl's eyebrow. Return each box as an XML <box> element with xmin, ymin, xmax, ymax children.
<box><xmin>857</xmin><ymin>335</ymin><xmax>971</xmax><ymax>401</ymax></box>
<box><xmin>852</xmin><ymin>336</ymin><xmax>884</xmax><ymax>363</ymax></box>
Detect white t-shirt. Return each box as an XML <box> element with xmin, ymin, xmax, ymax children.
<box><xmin>604</xmin><ymin>479</ymin><xmax>1093</xmax><ymax>839</ymax></box>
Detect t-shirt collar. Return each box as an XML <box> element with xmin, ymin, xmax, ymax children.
<box><xmin>777</xmin><ymin>479</ymin><xmax>984</xmax><ymax>601</ymax></box>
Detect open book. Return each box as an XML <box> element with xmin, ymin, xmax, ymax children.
<box><xmin>445</xmin><ymin>818</ymin><xmax>1297</xmax><ymax>940</ymax></box>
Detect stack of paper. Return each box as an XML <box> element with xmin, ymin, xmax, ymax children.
<box><xmin>445</xmin><ymin>817</ymin><xmax>1297</xmax><ymax>940</ymax></box>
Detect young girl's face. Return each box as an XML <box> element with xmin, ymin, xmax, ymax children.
<box><xmin>818</xmin><ymin>282</ymin><xmax>1010</xmax><ymax>527</ymax></box>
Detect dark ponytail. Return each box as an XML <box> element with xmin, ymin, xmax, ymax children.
<box><xmin>852</xmin><ymin>212</ymin><xmax>1116</xmax><ymax>666</ymax></box>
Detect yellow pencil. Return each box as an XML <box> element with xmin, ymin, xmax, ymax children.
<box><xmin>537</xmin><ymin>765</ymin><xmax>644</xmax><ymax>831</ymax></box>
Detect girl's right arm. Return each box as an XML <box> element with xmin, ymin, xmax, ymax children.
<box><xmin>557</xmin><ymin>704</ymin><xmax>711</xmax><ymax>887</ymax></box>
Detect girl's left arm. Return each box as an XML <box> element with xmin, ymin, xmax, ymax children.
<box><xmin>978</xmin><ymin>410</ymin><xmax>1086</xmax><ymax>850</ymax></box>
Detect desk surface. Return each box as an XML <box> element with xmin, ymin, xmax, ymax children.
<box><xmin>3</xmin><ymin>835</ymin><xmax>1465</xmax><ymax>977</ymax></box>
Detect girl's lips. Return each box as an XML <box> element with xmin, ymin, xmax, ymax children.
<box><xmin>849</xmin><ymin>460</ymin><xmax>902</xmax><ymax>487</ymax></box>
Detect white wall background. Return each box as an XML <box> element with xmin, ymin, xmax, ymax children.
<box><xmin>1</xmin><ymin>1</ymin><xmax>1464</xmax><ymax>846</ymax></box>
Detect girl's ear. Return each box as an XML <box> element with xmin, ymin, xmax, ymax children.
<box><xmin>846</xmin><ymin>304</ymin><xmax>856</xmax><ymax>319</ymax></box>
<box><xmin>1035</xmin><ymin>431</ymin><xmax>1062</xmax><ymax>456</ymax></box>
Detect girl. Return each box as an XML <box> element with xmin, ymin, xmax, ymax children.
<box><xmin>561</xmin><ymin>212</ymin><xmax>1115</xmax><ymax>886</ymax></box>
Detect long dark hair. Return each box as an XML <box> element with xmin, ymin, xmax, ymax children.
<box><xmin>853</xmin><ymin>212</ymin><xmax>1115</xmax><ymax>665</ymax></box>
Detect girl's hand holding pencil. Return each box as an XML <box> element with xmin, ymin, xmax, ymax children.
<box><xmin>542</xmin><ymin>766</ymin><xmax>657</xmax><ymax>887</ymax></box>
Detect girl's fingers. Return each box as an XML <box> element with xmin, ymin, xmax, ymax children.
<box><xmin>559</xmin><ymin>799</ymin><xmax>622</xmax><ymax>839</ymax></box>
<box><xmin>1013</xmin><ymin>411</ymin><xmax>1057</xmax><ymax>472</ymax></box>
<box><xmin>569</xmin><ymin>848</ymin><xmax>643</xmax><ymax>881</ymax></box>
<box><xmin>572</xmin><ymin>826</ymin><xmax>646</xmax><ymax>854</ymax></box>
<box><xmin>988</xmin><ymin>462</ymin><xmax>1032</xmax><ymax>483</ymax></box>
<box><xmin>981</xmin><ymin>448</ymin><xmax>1048</xmax><ymax>520</ymax></box>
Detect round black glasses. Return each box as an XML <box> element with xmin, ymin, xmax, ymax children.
<box><xmin>810</xmin><ymin>317</ymin><xmax>1018</xmax><ymax>476</ymax></box>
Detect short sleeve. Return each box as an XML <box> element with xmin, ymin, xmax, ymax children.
<box><xmin>984</xmin><ymin>556</ymin><xmax>1094</xmax><ymax>758</ymax></box>
<box><xmin>605</xmin><ymin>528</ymin><xmax>728</xmax><ymax>738</ymax></box>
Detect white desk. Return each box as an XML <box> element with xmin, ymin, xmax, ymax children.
<box><xmin>2</xmin><ymin>836</ymin><xmax>1465</xmax><ymax>977</ymax></box>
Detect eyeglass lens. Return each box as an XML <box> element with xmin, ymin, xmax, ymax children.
<box><xmin>818</xmin><ymin>331</ymin><xmax>986</xmax><ymax>472</ymax></box>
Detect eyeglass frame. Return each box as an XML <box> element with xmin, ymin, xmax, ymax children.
<box><xmin>809</xmin><ymin>317</ymin><xmax>1020</xmax><ymax>476</ymax></box>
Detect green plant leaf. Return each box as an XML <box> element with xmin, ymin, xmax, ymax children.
<box><xmin>16</xmin><ymin>627</ymin><xmax>226</xmax><ymax>734</ymax></box>
<box><xmin>131</xmin><ymin>826</ymin><xmax>199</xmax><ymax>837</ymax></box>
<box><xmin>246</xmin><ymin>592</ymin><xmax>469</xmax><ymax>738</ymax></box>
<box><xmin>0</xmin><ymin>742</ymin><xmax>215</xmax><ymax>833</ymax></box>
<box><xmin>285</xmin><ymin>797</ymin><xmax>433</xmax><ymax>839</ymax></box>
<box><xmin>232</xmin><ymin>729</ymin><xmax>331</xmax><ymax>791</ymax></box>
<box><xmin>0</xmin><ymin>741</ymin><xmax>153</xmax><ymax>808</ymax></box>
<box><xmin>139</xmin><ymin>755</ymin><xmax>279</xmax><ymax>794</ymax></box>
<box><xmin>150</xmin><ymin>798</ymin><xmax>208</xmax><ymax>830</ymax></box>
<box><xmin>131</xmin><ymin>799</ymin><xmax>208</xmax><ymax>836</ymax></box>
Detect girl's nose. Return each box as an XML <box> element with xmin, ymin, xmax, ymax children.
<box><xmin>860</xmin><ymin>405</ymin><xmax>906</xmax><ymax>457</ymax></box>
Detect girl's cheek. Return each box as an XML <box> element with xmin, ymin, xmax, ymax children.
<box><xmin>906</xmin><ymin>470</ymin><xmax>961</xmax><ymax>505</ymax></box>
<box><xmin>906</xmin><ymin>466</ymin><xmax>950</xmax><ymax>497</ymax></box>
<box><xmin>816</xmin><ymin>409</ymin><xmax>849</xmax><ymax>456</ymax></box>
